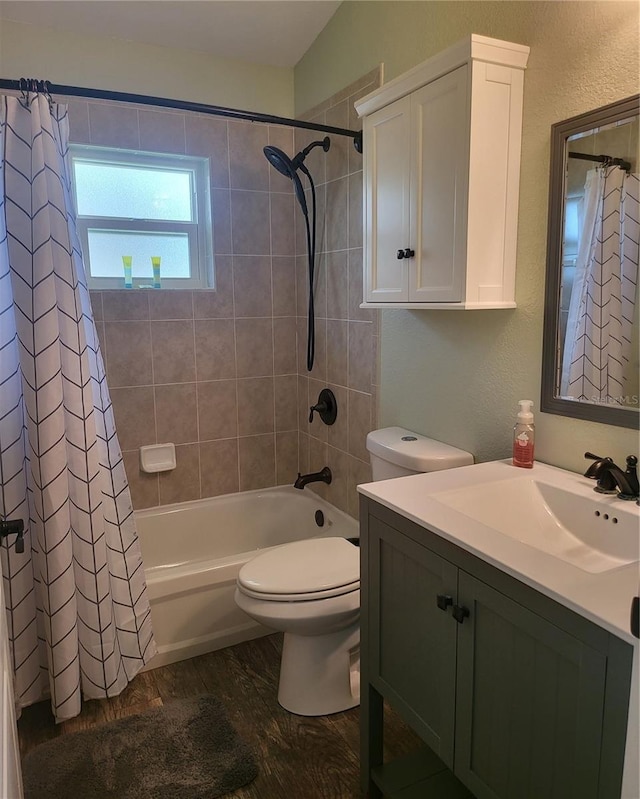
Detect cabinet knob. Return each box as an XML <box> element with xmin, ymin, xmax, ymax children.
<box><xmin>436</xmin><ymin>594</ymin><xmax>453</xmax><ymax>611</ymax></box>
<box><xmin>452</xmin><ymin>604</ymin><xmax>470</xmax><ymax>624</ymax></box>
<box><xmin>396</xmin><ymin>248</ymin><xmax>415</xmax><ymax>260</ymax></box>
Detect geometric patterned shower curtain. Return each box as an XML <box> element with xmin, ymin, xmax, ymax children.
<box><xmin>0</xmin><ymin>93</ymin><xmax>155</xmax><ymax>722</ymax></box>
<box><xmin>561</xmin><ymin>166</ymin><xmax>640</xmax><ymax>404</ymax></box>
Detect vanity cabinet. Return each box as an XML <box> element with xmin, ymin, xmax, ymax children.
<box><xmin>355</xmin><ymin>35</ymin><xmax>529</xmax><ymax>309</ymax></box>
<box><xmin>360</xmin><ymin>499</ymin><xmax>633</xmax><ymax>799</ymax></box>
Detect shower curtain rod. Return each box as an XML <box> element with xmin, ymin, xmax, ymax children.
<box><xmin>0</xmin><ymin>77</ymin><xmax>364</xmax><ymax>153</ymax></box>
<box><xmin>568</xmin><ymin>151</ymin><xmax>631</xmax><ymax>172</ymax></box>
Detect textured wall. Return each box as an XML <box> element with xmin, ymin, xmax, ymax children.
<box><xmin>295</xmin><ymin>1</ymin><xmax>640</xmax><ymax>472</ymax></box>
<box><xmin>0</xmin><ymin>18</ymin><xmax>293</xmax><ymax>117</ymax></box>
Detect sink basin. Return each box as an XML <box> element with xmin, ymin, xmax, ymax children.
<box><xmin>431</xmin><ymin>471</ymin><xmax>640</xmax><ymax>573</ymax></box>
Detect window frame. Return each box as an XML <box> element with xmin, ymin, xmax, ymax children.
<box><xmin>69</xmin><ymin>144</ymin><xmax>213</xmax><ymax>290</ymax></box>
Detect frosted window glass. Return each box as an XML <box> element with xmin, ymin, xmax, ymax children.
<box><xmin>75</xmin><ymin>162</ymin><xmax>193</xmax><ymax>221</ymax></box>
<box><xmin>87</xmin><ymin>230</ymin><xmax>190</xmax><ymax>280</ymax></box>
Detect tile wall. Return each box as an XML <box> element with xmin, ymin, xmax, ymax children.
<box><xmin>71</xmin><ymin>68</ymin><xmax>380</xmax><ymax>517</ymax></box>
<box><xmin>293</xmin><ymin>69</ymin><xmax>381</xmax><ymax>518</ymax></box>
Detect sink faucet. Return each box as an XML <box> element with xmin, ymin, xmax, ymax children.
<box><xmin>584</xmin><ymin>453</ymin><xmax>639</xmax><ymax>500</ymax></box>
<box><xmin>294</xmin><ymin>467</ymin><xmax>332</xmax><ymax>490</ymax></box>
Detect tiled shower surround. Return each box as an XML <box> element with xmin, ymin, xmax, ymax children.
<box><xmin>77</xmin><ymin>69</ymin><xmax>380</xmax><ymax>517</ymax></box>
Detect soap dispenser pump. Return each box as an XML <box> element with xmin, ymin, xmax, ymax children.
<box><xmin>513</xmin><ymin>399</ymin><xmax>535</xmax><ymax>469</ymax></box>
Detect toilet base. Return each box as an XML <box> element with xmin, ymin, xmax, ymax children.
<box><xmin>277</xmin><ymin>622</ymin><xmax>360</xmax><ymax>716</ymax></box>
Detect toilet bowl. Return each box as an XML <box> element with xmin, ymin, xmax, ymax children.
<box><xmin>234</xmin><ymin>537</ymin><xmax>360</xmax><ymax>716</ymax></box>
<box><xmin>234</xmin><ymin>427</ymin><xmax>473</xmax><ymax>717</ymax></box>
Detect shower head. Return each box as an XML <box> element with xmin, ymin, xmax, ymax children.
<box><xmin>263</xmin><ymin>137</ymin><xmax>331</xmax><ymax>217</ymax></box>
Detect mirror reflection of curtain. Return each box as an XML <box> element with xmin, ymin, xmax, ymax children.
<box><xmin>560</xmin><ymin>166</ymin><xmax>639</xmax><ymax>403</ymax></box>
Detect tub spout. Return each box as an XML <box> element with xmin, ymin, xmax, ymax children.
<box><xmin>294</xmin><ymin>467</ymin><xmax>332</xmax><ymax>490</ymax></box>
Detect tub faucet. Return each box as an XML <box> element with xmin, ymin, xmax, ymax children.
<box><xmin>584</xmin><ymin>453</ymin><xmax>639</xmax><ymax>500</ymax></box>
<box><xmin>294</xmin><ymin>467</ymin><xmax>332</xmax><ymax>490</ymax></box>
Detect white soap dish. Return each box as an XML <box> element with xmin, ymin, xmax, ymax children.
<box><xmin>139</xmin><ymin>443</ymin><xmax>176</xmax><ymax>473</ymax></box>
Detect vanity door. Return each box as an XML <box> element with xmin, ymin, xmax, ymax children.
<box><xmin>454</xmin><ymin>572</ymin><xmax>610</xmax><ymax>799</ymax></box>
<box><xmin>367</xmin><ymin>515</ymin><xmax>458</xmax><ymax>765</ymax></box>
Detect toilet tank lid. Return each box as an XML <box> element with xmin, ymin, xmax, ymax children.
<box><xmin>366</xmin><ymin>427</ymin><xmax>474</xmax><ymax>472</ymax></box>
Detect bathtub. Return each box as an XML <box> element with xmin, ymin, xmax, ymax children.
<box><xmin>136</xmin><ymin>486</ymin><xmax>359</xmax><ymax>669</ymax></box>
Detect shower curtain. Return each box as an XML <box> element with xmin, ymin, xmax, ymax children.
<box><xmin>0</xmin><ymin>93</ymin><xmax>155</xmax><ymax>721</ymax></box>
<box><xmin>561</xmin><ymin>165</ymin><xmax>639</xmax><ymax>403</ymax></box>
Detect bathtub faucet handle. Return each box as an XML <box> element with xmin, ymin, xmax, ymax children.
<box><xmin>309</xmin><ymin>388</ymin><xmax>337</xmax><ymax>426</ymax></box>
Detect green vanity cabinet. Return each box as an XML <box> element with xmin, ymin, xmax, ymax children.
<box><xmin>360</xmin><ymin>498</ymin><xmax>633</xmax><ymax>799</ymax></box>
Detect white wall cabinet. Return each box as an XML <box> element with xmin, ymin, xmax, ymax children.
<box><xmin>356</xmin><ymin>35</ymin><xmax>530</xmax><ymax>309</ymax></box>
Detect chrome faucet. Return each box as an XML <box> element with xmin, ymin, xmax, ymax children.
<box><xmin>294</xmin><ymin>467</ymin><xmax>332</xmax><ymax>490</ymax></box>
<box><xmin>584</xmin><ymin>453</ymin><xmax>639</xmax><ymax>500</ymax></box>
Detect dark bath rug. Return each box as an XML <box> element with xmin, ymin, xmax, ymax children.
<box><xmin>23</xmin><ymin>695</ymin><xmax>258</xmax><ymax>799</ymax></box>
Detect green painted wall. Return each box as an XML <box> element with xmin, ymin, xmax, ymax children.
<box><xmin>0</xmin><ymin>19</ymin><xmax>293</xmax><ymax>117</ymax></box>
<box><xmin>296</xmin><ymin>1</ymin><xmax>640</xmax><ymax>472</ymax></box>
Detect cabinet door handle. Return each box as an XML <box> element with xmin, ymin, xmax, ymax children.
<box><xmin>396</xmin><ymin>249</ymin><xmax>405</xmax><ymax>260</ymax></box>
<box><xmin>452</xmin><ymin>604</ymin><xmax>470</xmax><ymax>624</ymax></box>
<box><xmin>436</xmin><ymin>594</ymin><xmax>453</xmax><ymax>611</ymax></box>
<box><xmin>396</xmin><ymin>248</ymin><xmax>415</xmax><ymax>260</ymax></box>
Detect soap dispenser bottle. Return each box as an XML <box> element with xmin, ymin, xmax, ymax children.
<box><xmin>513</xmin><ymin>400</ymin><xmax>535</xmax><ymax>468</ymax></box>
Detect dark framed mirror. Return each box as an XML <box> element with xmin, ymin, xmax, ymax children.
<box><xmin>541</xmin><ymin>95</ymin><xmax>640</xmax><ymax>430</ymax></box>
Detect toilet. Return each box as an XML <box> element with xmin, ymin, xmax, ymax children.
<box><xmin>234</xmin><ymin>426</ymin><xmax>473</xmax><ymax>716</ymax></box>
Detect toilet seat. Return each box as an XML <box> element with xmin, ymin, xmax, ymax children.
<box><xmin>237</xmin><ymin>537</ymin><xmax>360</xmax><ymax>602</ymax></box>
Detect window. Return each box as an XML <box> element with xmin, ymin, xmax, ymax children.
<box><xmin>70</xmin><ymin>145</ymin><xmax>213</xmax><ymax>289</ymax></box>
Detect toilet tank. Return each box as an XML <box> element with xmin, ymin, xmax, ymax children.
<box><xmin>366</xmin><ymin>427</ymin><xmax>473</xmax><ymax>481</ymax></box>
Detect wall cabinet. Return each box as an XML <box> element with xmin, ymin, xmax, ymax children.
<box><xmin>360</xmin><ymin>499</ymin><xmax>633</xmax><ymax>799</ymax></box>
<box><xmin>355</xmin><ymin>35</ymin><xmax>530</xmax><ymax>309</ymax></box>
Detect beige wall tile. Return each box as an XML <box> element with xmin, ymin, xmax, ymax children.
<box><xmin>154</xmin><ymin>383</ymin><xmax>198</xmax><ymax>445</ymax></box>
<box><xmin>235</xmin><ymin>318</ymin><xmax>273</xmax><ymax>378</ymax></box>
<box><xmin>298</xmin><ymin>431</ymin><xmax>310</xmax><ymax>475</ymax></box>
<box><xmin>158</xmin><ymin>443</ymin><xmax>200</xmax><ymax>504</ymax></box>
<box><xmin>326</xmin><ymin>250</ymin><xmax>348</xmax><ymax>321</ymax></box>
<box><xmin>230</xmin><ymin>191</ymin><xmax>271</xmax><ymax>255</ymax></box>
<box><xmin>151</xmin><ymin>320</ymin><xmax>196</xmax><ymax>384</ymax></box>
<box><xmin>275</xmin><ymin>431</ymin><xmax>299</xmax><ymax>486</ymax></box>
<box><xmin>237</xmin><ymin>377</ymin><xmax>275</xmax><ymax>436</ymax></box>
<box><xmin>123</xmin><ymin>450</ymin><xmax>159</xmax><ymax>510</ymax></box>
<box><xmin>348</xmin><ymin>248</ymin><xmax>372</xmax><ymax>322</ymax></box>
<box><xmin>67</xmin><ymin>100</ymin><xmax>90</xmax><ymax>144</ymax></box>
<box><xmin>102</xmin><ymin>291</ymin><xmax>149</xmax><ymax>321</ymax></box>
<box><xmin>326</xmin><ymin>383</ymin><xmax>349</xmax><ymax>451</ymax></box>
<box><xmin>348</xmin><ymin>389</ymin><xmax>371</xmax><ymax>462</ymax></box>
<box><xmin>105</xmin><ymin>321</ymin><xmax>152</xmax><ymax>386</ymax></box>
<box><xmin>211</xmin><ymin>189</ymin><xmax>232</xmax><ymax>254</ymax></box>
<box><xmin>326</xmin><ymin>445</ymin><xmax>350</xmax><ymax>513</ymax></box>
<box><xmin>149</xmin><ymin>290</ymin><xmax>193</xmax><ymax>320</ymax></box>
<box><xmin>325</xmin><ymin>177</ymin><xmax>348</xmax><ymax>252</ymax></box>
<box><xmin>89</xmin><ymin>291</ymin><xmax>103</xmax><ymax>321</ymax></box>
<box><xmin>139</xmin><ymin>109</ymin><xmax>186</xmax><ymax>154</ymax></box>
<box><xmin>111</xmin><ymin>386</ymin><xmax>156</xmax><ymax>450</ymax></box>
<box><xmin>272</xmin><ymin>257</ymin><xmax>296</xmax><ymax>317</ymax></box>
<box><xmin>194</xmin><ymin>258</ymin><xmax>234</xmax><ymax>318</ymax></box>
<box><xmin>270</xmin><ymin>193</ymin><xmax>296</xmax><ymax>256</ymax></box>
<box><xmin>239</xmin><ymin>434</ymin><xmax>275</xmax><ymax>491</ymax></box>
<box><xmin>228</xmin><ymin>121</ymin><xmax>269</xmax><ymax>192</ymax></box>
<box><xmin>274</xmin><ymin>374</ymin><xmax>298</xmax><ymax>432</ymax></box>
<box><xmin>348</xmin><ymin>321</ymin><xmax>372</xmax><ymax>393</ymax></box>
<box><xmin>197</xmin><ymin>380</ymin><xmax>238</xmax><ymax>441</ymax></box>
<box><xmin>348</xmin><ymin>171</ymin><xmax>363</xmax><ymax>250</ymax></box>
<box><xmin>273</xmin><ymin>317</ymin><xmax>297</xmax><ymax>375</ymax></box>
<box><xmin>185</xmin><ymin>115</ymin><xmax>229</xmax><ymax>188</ymax></box>
<box><xmin>195</xmin><ymin>319</ymin><xmax>236</xmax><ymax>381</ymax></box>
<box><xmin>200</xmin><ymin>439</ymin><xmax>239</xmax><ymax>498</ymax></box>
<box><xmin>89</xmin><ymin>102</ymin><xmax>139</xmax><ymax>149</ymax></box>
<box><xmin>326</xmin><ymin>319</ymin><xmax>348</xmax><ymax>387</ymax></box>
<box><xmin>233</xmin><ymin>256</ymin><xmax>272</xmax><ymax>318</ymax></box>
<box><xmin>307</xmin><ymin>318</ymin><xmax>327</xmax><ymax>383</ymax></box>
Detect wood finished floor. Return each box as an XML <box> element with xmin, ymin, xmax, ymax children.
<box><xmin>18</xmin><ymin>634</ymin><xmax>421</xmax><ymax>799</ymax></box>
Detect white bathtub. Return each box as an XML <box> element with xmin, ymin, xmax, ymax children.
<box><xmin>136</xmin><ymin>486</ymin><xmax>359</xmax><ymax>669</ymax></box>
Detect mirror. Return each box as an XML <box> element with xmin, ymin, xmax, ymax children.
<box><xmin>541</xmin><ymin>95</ymin><xmax>640</xmax><ymax>430</ymax></box>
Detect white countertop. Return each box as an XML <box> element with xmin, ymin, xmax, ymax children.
<box><xmin>358</xmin><ymin>459</ymin><xmax>640</xmax><ymax>644</ymax></box>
